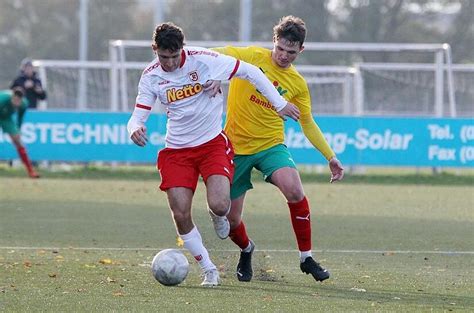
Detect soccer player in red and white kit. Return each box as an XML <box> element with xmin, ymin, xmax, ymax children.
<box><xmin>127</xmin><ymin>22</ymin><xmax>300</xmax><ymax>287</ymax></box>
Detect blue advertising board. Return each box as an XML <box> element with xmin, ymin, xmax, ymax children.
<box><xmin>1</xmin><ymin>111</ymin><xmax>473</xmax><ymax>167</ymax></box>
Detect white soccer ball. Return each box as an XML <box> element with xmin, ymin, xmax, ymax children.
<box><xmin>151</xmin><ymin>249</ymin><xmax>189</xmax><ymax>286</ymax></box>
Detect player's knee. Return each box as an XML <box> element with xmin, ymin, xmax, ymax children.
<box><xmin>171</xmin><ymin>210</ymin><xmax>191</xmax><ymax>224</ymax></box>
<box><xmin>208</xmin><ymin>198</ymin><xmax>230</xmax><ymax>217</ymax></box>
<box><xmin>284</xmin><ymin>188</ymin><xmax>305</xmax><ymax>203</ymax></box>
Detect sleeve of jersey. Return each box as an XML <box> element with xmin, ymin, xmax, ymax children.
<box><xmin>127</xmin><ymin>75</ymin><xmax>156</xmax><ymax>137</ymax></box>
<box><xmin>232</xmin><ymin>61</ymin><xmax>287</xmax><ymax>112</ymax></box>
<box><xmin>299</xmin><ymin>112</ymin><xmax>335</xmax><ymax>161</ymax></box>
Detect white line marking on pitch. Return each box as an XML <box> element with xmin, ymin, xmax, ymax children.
<box><xmin>0</xmin><ymin>246</ymin><xmax>473</xmax><ymax>255</ymax></box>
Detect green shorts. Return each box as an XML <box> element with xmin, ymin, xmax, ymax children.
<box><xmin>231</xmin><ymin>144</ymin><xmax>297</xmax><ymax>199</ymax></box>
<box><xmin>0</xmin><ymin>118</ymin><xmax>19</xmax><ymax>135</ymax></box>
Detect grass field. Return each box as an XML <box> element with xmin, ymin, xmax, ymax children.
<box><xmin>0</xmin><ymin>167</ymin><xmax>473</xmax><ymax>312</ymax></box>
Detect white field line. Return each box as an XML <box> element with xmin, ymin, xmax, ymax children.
<box><xmin>0</xmin><ymin>246</ymin><xmax>473</xmax><ymax>255</ymax></box>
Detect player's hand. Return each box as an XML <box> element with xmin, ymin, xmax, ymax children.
<box><xmin>329</xmin><ymin>157</ymin><xmax>344</xmax><ymax>183</ymax></box>
<box><xmin>278</xmin><ymin>102</ymin><xmax>300</xmax><ymax>121</ymax></box>
<box><xmin>203</xmin><ymin>80</ymin><xmax>221</xmax><ymax>98</ymax></box>
<box><xmin>131</xmin><ymin>126</ymin><xmax>148</xmax><ymax>147</ymax></box>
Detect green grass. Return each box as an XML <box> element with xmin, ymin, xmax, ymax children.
<box><xmin>1</xmin><ymin>174</ymin><xmax>473</xmax><ymax>312</ymax></box>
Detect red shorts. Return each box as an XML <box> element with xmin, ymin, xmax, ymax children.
<box><xmin>157</xmin><ymin>132</ymin><xmax>235</xmax><ymax>192</ymax></box>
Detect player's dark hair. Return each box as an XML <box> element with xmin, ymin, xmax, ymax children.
<box><xmin>153</xmin><ymin>22</ymin><xmax>185</xmax><ymax>52</ymax></box>
<box><xmin>12</xmin><ymin>87</ymin><xmax>24</xmax><ymax>98</ymax></box>
<box><xmin>273</xmin><ymin>15</ymin><xmax>306</xmax><ymax>47</ymax></box>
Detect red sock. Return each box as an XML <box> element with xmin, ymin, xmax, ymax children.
<box><xmin>17</xmin><ymin>146</ymin><xmax>34</xmax><ymax>172</ymax></box>
<box><xmin>229</xmin><ymin>221</ymin><xmax>250</xmax><ymax>250</ymax></box>
<box><xmin>288</xmin><ymin>196</ymin><xmax>312</xmax><ymax>251</ymax></box>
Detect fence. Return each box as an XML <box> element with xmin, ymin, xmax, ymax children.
<box><xmin>32</xmin><ymin>41</ymin><xmax>473</xmax><ymax>117</ymax></box>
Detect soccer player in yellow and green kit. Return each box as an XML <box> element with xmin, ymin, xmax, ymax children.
<box><xmin>0</xmin><ymin>88</ymin><xmax>40</xmax><ymax>178</ymax></box>
<box><xmin>213</xmin><ymin>16</ymin><xmax>344</xmax><ymax>283</ymax></box>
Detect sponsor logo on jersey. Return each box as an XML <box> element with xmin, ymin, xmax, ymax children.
<box><xmin>255</xmin><ymin>67</ymin><xmax>288</xmax><ymax>96</ymax></box>
<box><xmin>143</xmin><ymin>62</ymin><xmax>160</xmax><ymax>75</ymax></box>
<box><xmin>194</xmin><ymin>254</ymin><xmax>203</xmax><ymax>261</ymax></box>
<box><xmin>166</xmin><ymin>83</ymin><xmax>203</xmax><ymax>103</ymax></box>
<box><xmin>187</xmin><ymin>50</ymin><xmax>218</xmax><ymax>58</ymax></box>
<box><xmin>249</xmin><ymin>94</ymin><xmax>276</xmax><ymax>111</ymax></box>
<box><xmin>158</xmin><ymin>80</ymin><xmax>170</xmax><ymax>85</ymax></box>
<box><xmin>188</xmin><ymin>71</ymin><xmax>199</xmax><ymax>82</ymax></box>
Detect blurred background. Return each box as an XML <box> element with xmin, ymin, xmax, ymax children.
<box><xmin>0</xmin><ymin>0</ymin><xmax>473</xmax><ymax>116</ymax></box>
<box><xmin>0</xmin><ymin>0</ymin><xmax>473</xmax><ymax>168</ymax></box>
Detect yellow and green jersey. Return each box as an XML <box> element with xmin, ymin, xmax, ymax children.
<box><xmin>214</xmin><ymin>46</ymin><xmax>334</xmax><ymax>159</ymax></box>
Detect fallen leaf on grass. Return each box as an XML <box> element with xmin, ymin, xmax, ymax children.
<box><xmin>99</xmin><ymin>258</ymin><xmax>113</xmax><ymax>265</ymax></box>
<box><xmin>262</xmin><ymin>295</ymin><xmax>273</xmax><ymax>301</ymax></box>
<box><xmin>113</xmin><ymin>291</ymin><xmax>125</xmax><ymax>297</ymax></box>
<box><xmin>23</xmin><ymin>261</ymin><xmax>32</xmax><ymax>268</ymax></box>
<box><xmin>55</xmin><ymin>255</ymin><xmax>64</xmax><ymax>262</ymax></box>
<box><xmin>107</xmin><ymin>277</ymin><xmax>116</xmax><ymax>283</ymax></box>
<box><xmin>84</xmin><ymin>264</ymin><xmax>96</xmax><ymax>268</ymax></box>
<box><xmin>48</xmin><ymin>273</ymin><xmax>57</xmax><ymax>278</ymax></box>
<box><xmin>350</xmin><ymin>287</ymin><xmax>367</xmax><ymax>292</ymax></box>
<box><xmin>382</xmin><ymin>251</ymin><xmax>395</xmax><ymax>256</ymax></box>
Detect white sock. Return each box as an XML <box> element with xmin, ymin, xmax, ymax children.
<box><xmin>242</xmin><ymin>241</ymin><xmax>253</xmax><ymax>253</ymax></box>
<box><xmin>300</xmin><ymin>250</ymin><xmax>312</xmax><ymax>263</ymax></box>
<box><xmin>180</xmin><ymin>226</ymin><xmax>216</xmax><ymax>272</ymax></box>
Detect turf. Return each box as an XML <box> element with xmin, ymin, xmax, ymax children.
<box><xmin>1</xmin><ymin>174</ymin><xmax>473</xmax><ymax>312</ymax></box>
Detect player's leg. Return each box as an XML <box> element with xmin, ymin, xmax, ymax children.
<box><xmin>8</xmin><ymin>128</ymin><xmax>39</xmax><ymax>178</ymax></box>
<box><xmin>229</xmin><ymin>194</ymin><xmax>255</xmax><ymax>282</ymax></box>
<box><xmin>263</xmin><ymin>145</ymin><xmax>329</xmax><ymax>282</ymax></box>
<box><xmin>158</xmin><ymin>147</ymin><xmax>218</xmax><ymax>286</ymax></box>
<box><xmin>199</xmin><ymin>132</ymin><xmax>235</xmax><ymax>240</ymax></box>
<box><xmin>226</xmin><ymin>153</ymin><xmax>261</xmax><ymax>281</ymax></box>
<box><xmin>205</xmin><ymin>174</ymin><xmax>231</xmax><ymax>239</ymax></box>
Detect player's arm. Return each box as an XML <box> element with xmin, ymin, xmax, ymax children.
<box><xmin>127</xmin><ymin>74</ymin><xmax>156</xmax><ymax>147</ymax></box>
<box><xmin>206</xmin><ymin>49</ymin><xmax>299</xmax><ymax>120</ymax></box>
<box><xmin>295</xmin><ymin>87</ymin><xmax>344</xmax><ymax>182</ymax></box>
<box><xmin>232</xmin><ymin>61</ymin><xmax>300</xmax><ymax>121</ymax></box>
<box><xmin>299</xmin><ymin>112</ymin><xmax>344</xmax><ymax>182</ymax></box>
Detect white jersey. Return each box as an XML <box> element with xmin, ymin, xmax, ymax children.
<box><xmin>128</xmin><ymin>46</ymin><xmax>288</xmax><ymax>149</ymax></box>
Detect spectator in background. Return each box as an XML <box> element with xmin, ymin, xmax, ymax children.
<box><xmin>10</xmin><ymin>58</ymin><xmax>47</xmax><ymax>109</ymax></box>
<box><xmin>0</xmin><ymin>88</ymin><xmax>40</xmax><ymax>178</ymax></box>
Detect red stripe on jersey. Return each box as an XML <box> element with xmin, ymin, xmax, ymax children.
<box><xmin>228</xmin><ymin>60</ymin><xmax>240</xmax><ymax>80</ymax></box>
<box><xmin>179</xmin><ymin>50</ymin><xmax>186</xmax><ymax>68</ymax></box>
<box><xmin>136</xmin><ymin>103</ymin><xmax>152</xmax><ymax>110</ymax></box>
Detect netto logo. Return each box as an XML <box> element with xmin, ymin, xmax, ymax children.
<box><xmin>166</xmin><ymin>83</ymin><xmax>203</xmax><ymax>103</ymax></box>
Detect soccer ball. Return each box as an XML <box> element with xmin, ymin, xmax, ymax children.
<box><xmin>151</xmin><ymin>249</ymin><xmax>189</xmax><ymax>286</ymax></box>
